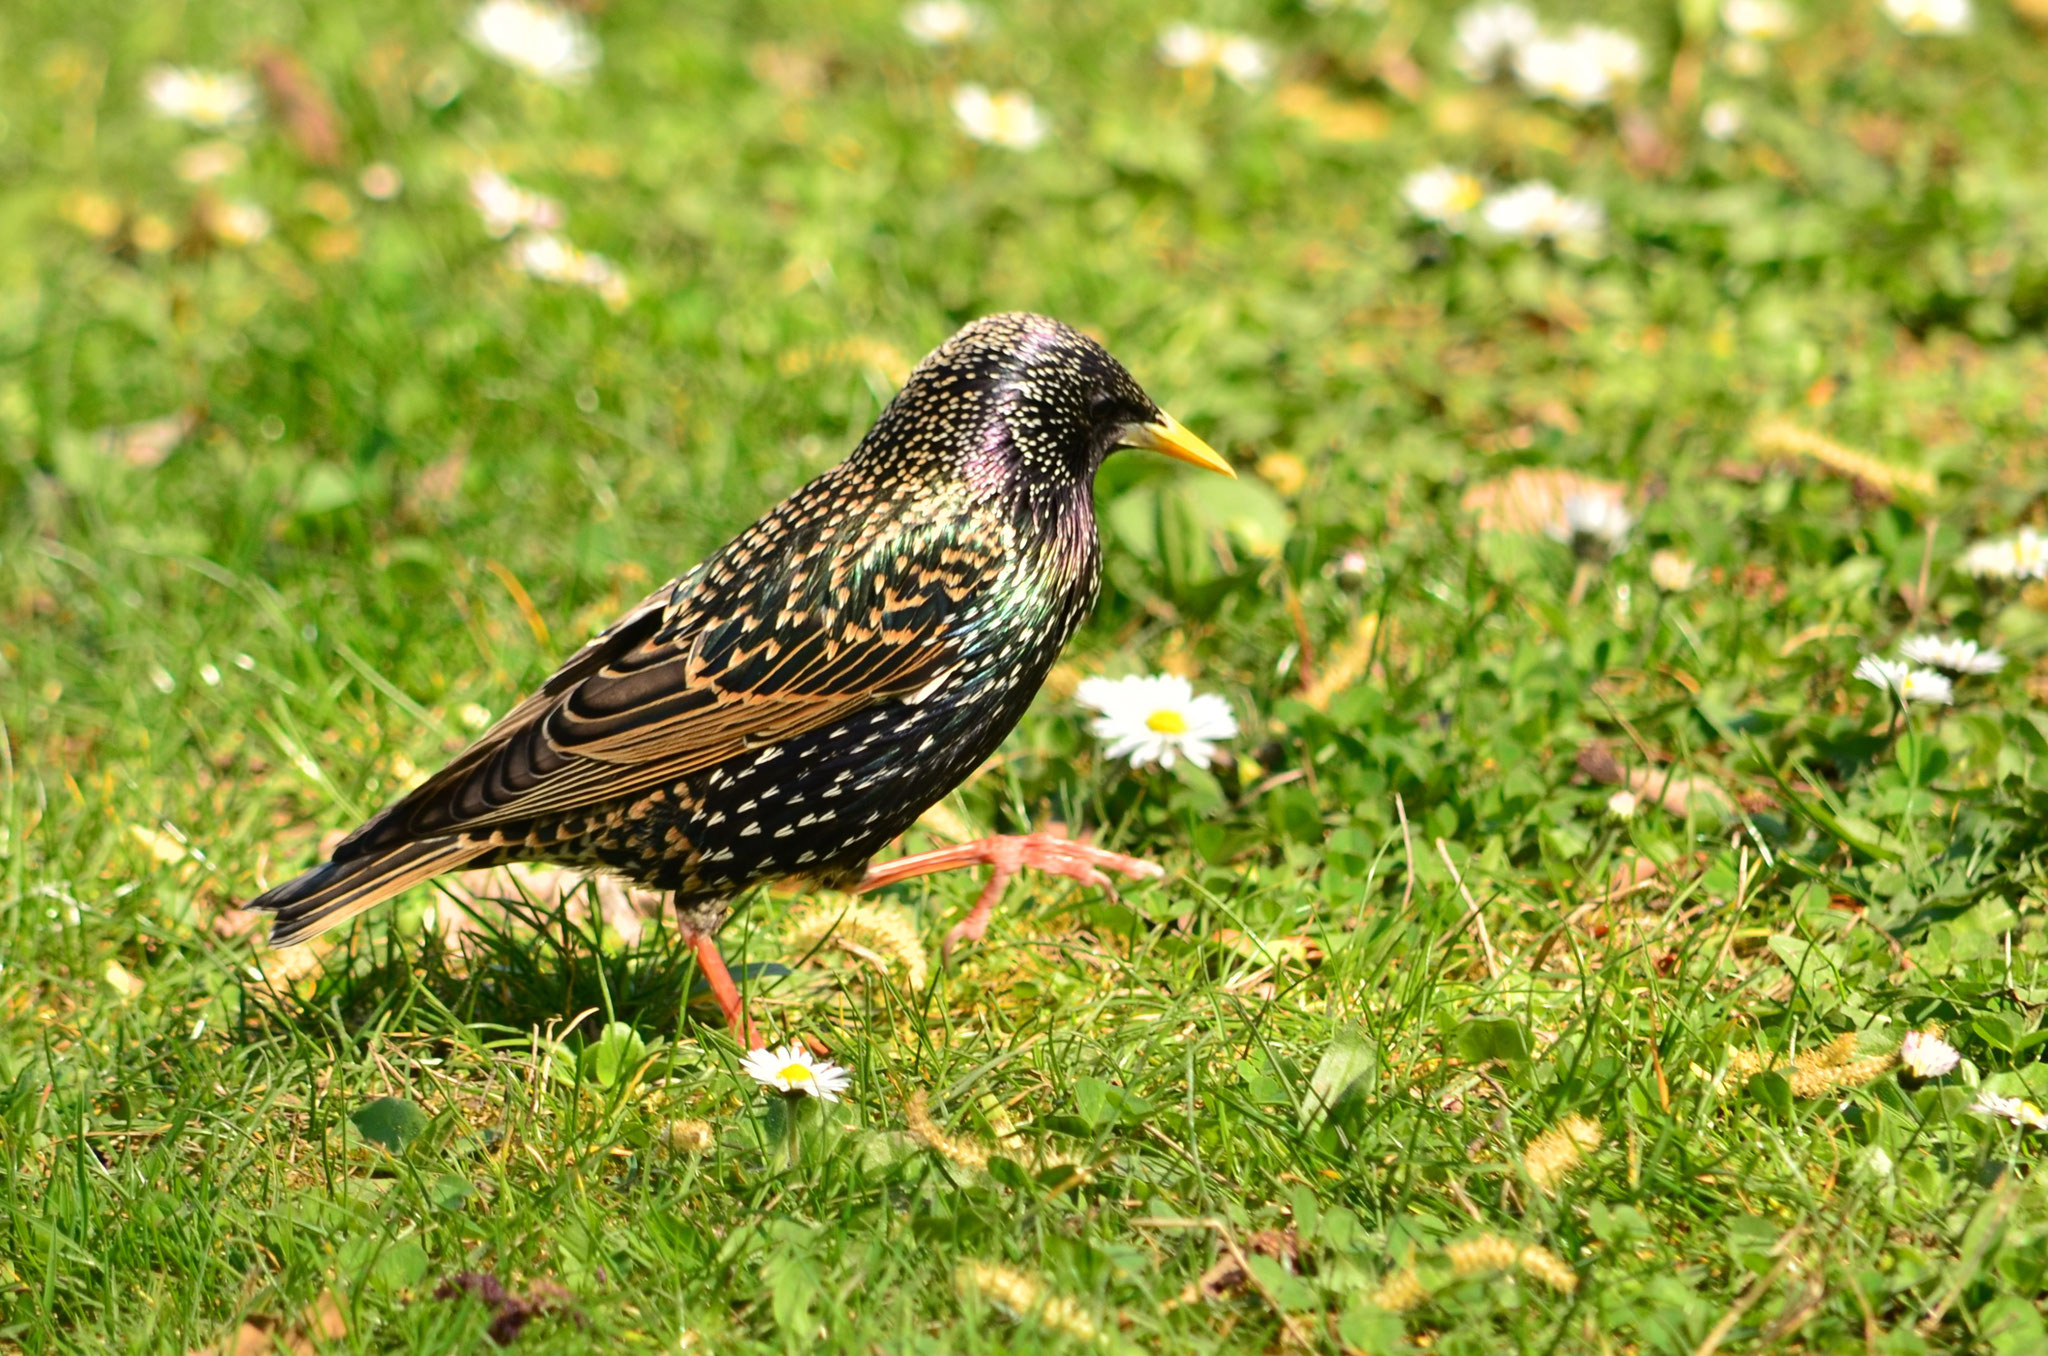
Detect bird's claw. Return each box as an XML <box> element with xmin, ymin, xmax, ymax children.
<box><xmin>862</xmin><ymin>830</ymin><xmax>1164</xmax><ymax>963</ymax></box>
<box><xmin>1003</xmin><ymin>833</ymin><xmax>1166</xmax><ymax>890</ymax></box>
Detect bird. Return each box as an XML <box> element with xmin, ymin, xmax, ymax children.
<box><xmin>245</xmin><ymin>312</ymin><xmax>1233</xmax><ymax>1046</ymax></box>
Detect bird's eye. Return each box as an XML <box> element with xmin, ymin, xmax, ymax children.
<box><xmin>1087</xmin><ymin>389</ymin><xmax>1130</xmax><ymax>430</ymax></box>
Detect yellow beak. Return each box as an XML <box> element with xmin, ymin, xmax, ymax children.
<box><xmin>1124</xmin><ymin>412</ymin><xmax>1234</xmax><ymax>478</ymax></box>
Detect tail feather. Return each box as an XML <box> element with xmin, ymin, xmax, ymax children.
<box><xmin>248</xmin><ymin>838</ymin><xmax>488</xmax><ymax>946</ymax></box>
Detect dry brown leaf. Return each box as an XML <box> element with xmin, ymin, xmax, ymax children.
<box><xmin>1182</xmin><ymin>1227</ymin><xmax>1300</xmax><ymax>1304</ymax></box>
<box><xmin>295</xmin><ymin>1292</ymin><xmax>347</xmax><ymax>1351</ymax></box>
<box><xmin>413</xmin><ymin>445</ymin><xmax>469</xmax><ymax>506</ymax></box>
<box><xmin>1302</xmin><ymin>614</ymin><xmax>1382</xmax><ymax>711</ymax></box>
<box><xmin>252</xmin><ymin>47</ymin><xmax>343</xmax><ymax>166</ymax></box>
<box><xmin>1460</xmin><ymin>468</ymin><xmax>1626</xmax><ymax>538</ymax></box>
<box><xmin>747</xmin><ymin>44</ymin><xmax>825</xmax><ymax>98</ymax></box>
<box><xmin>1619</xmin><ymin>109</ymin><xmax>1676</xmax><ymax>174</ymax></box>
<box><xmin>208</xmin><ymin>1319</ymin><xmax>275</xmax><ymax>1356</ymax></box>
<box><xmin>1578</xmin><ymin>743</ymin><xmax>1732</xmax><ymax>817</ymax></box>
<box><xmin>195</xmin><ymin>1291</ymin><xmax>344</xmax><ymax>1356</ymax></box>
<box><xmin>1603</xmin><ymin>854</ymin><xmax>1662</xmax><ymax>900</ymax></box>
<box><xmin>434</xmin><ymin>1273</ymin><xmax>577</xmax><ymax>1345</ymax></box>
<box><xmin>94</xmin><ymin>410</ymin><xmax>198</xmax><ymax>468</ymax></box>
<box><xmin>448</xmin><ymin>863</ymin><xmax>660</xmax><ymax>945</ymax></box>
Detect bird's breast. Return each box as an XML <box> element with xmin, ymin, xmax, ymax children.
<box><xmin>664</xmin><ymin>515</ymin><xmax>1101</xmax><ymax>898</ymax></box>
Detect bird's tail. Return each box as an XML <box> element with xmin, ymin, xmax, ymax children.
<box><xmin>247</xmin><ymin>838</ymin><xmax>488</xmax><ymax>946</ymax></box>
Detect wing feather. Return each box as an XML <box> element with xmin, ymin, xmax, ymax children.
<box><xmin>336</xmin><ymin>514</ymin><xmax>980</xmax><ymax>853</ymax></box>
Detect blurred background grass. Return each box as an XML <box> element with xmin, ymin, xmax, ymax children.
<box><xmin>7</xmin><ymin>0</ymin><xmax>2048</xmax><ymax>1351</ymax></box>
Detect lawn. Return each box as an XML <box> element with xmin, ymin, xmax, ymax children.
<box><xmin>6</xmin><ymin>0</ymin><xmax>2048</xmax><ymax>1350</ymax></box>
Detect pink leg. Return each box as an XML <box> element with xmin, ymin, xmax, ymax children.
<box><xmin>684</xmin><ymin>925</ymin><xmax>764</xmax><ymax>1050</ymax></box>
<box><xmin>856</xmin><ymin>831</ymin><xmax>1164</xmax><ymax>959</ymax></box>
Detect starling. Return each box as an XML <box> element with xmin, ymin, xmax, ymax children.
<box><xmin>247</xmin><ymin>313</ymin><xmax>1232</xmax><ymax>1044</ymax></box>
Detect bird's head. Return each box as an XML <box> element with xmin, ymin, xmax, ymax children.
<box><xmin>859</xmin><ymin>312</ymin><xmax>1233</xmax><ymax>494</ymax></box>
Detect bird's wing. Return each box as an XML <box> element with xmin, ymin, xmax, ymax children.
<box><xmin>334</xmin><ymin>526</ymin><xmax>984</xmax><ymax>854</ymax></box>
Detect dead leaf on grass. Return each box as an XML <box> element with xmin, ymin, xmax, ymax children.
<box><xmin>434</xmin><ymin>1273</ymin><xmax>577</xmax><ymax>1346</ymax></box>
<box><xmin>1460</xmin><ymin>468</ymin><xmax>1627</xmax><ymax>539</ymax></box>
<box><xmin>1180</xmin><ymin>1227</ymin><xmax>1300</xmax><ymax>1305</ymax></box>
<box><xmin>252</xmin><ymin>46</ymin><xmax>344</xmax><ymax>166</ymax></box>
<box><xmin>1578</xmin><ymin>742</ymin><xmax>1732</xmax><ymax>817</ymax></box>
<box><xmin>193</xmin><ymin>1289</ymin><xmax>346</xmax><ymax>1356</ymax></box>
<box><xmin>447</xmin><ymin>862</ymin><xmax>661</xmax><ymax>945</ymax></box>
<box><xmin>94</xmin><ymin>410</ymin><xmax>198</xmax><ymax>468</ymax></box>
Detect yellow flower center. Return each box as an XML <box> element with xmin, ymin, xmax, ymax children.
<box><xmin>1146</xmin><ymin>708</ymin><xmax>1189</xmax><ymax>735</ymax></box>
<box><xmin>779</xmin><ymin>1063</ymin><xmax>814</xmax><ymax>1084</ymax></box>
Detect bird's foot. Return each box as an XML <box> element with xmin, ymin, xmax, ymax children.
<box><xmin>856</xmin><ymin>830</ymin><xmax>1164</xmax><ymax>960</ymax></box>
<box><xmin>683</xmin><ymin>926</ymin><xmax>765</xmax><ymax>1050</ymax></box>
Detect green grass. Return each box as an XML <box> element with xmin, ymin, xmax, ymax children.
<box><xmin>8</xmin><ymin>0</ymin><xmax>2048</xmax><ymax>1350</ymax></box>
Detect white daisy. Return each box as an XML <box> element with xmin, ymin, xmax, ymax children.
<box><xmin>1216</xmin><ymin>35</ymin><xmax>1274</xmax><ymax>85</ymax></box>
<box><xmin>1883</xmin><ymin>0</ymin><xmax>1971</xmax><ymax>34</ymax></box>
<box><xmin>1720</xmin><ymin>0</ymin><xmax>1794</xmax><ymax>40</ymax></box>
<box><xmin>1157</xmin><ymin>25</ymin><xmax>1273</xmax><ymax>85</ymax></box>
<box><xmin>144</xmin><ymin>67</ymin><xmax>259</xmax><ymax>128</ymax></box>
<box><xmin>903</xmin><ymin>1</ymin><xmax>980</xmax><ymax>45</ymax></box>
<box><xmin>1158</xmin><ymin>23</ymin><xmax>1213</xmax><ymax>68</ymax></box>
<box><xmin>1898</xmin><ymin>668</ymin><xmax>1955</xmax><ymax>705</ymax></box>
<box><xmin>1076</xmin><ymin>674</ymin><xmax>1238</xmax><ymax>770</ymax></box>
<box><xmin>1857</xmin><ymin>656</ymin><xmax>1953</xmax><ymax>705</ymax></box>
<box><xmin>1513</xmin><ymin>37</ymin><xmax>1611</xmax><ymax>105</ymax></box>
<box><xmin>1606</xmin><ymin>789</ymin><xmax>1639</xmax><ymax>820</ymax></box>
<box><xmin>1972</xmin><ymin>1090</ymin><xmax>2048</xmax><ymax>1129</ymax></box>
<box><xmin>1571</xmin><ymin>25</ymin><xmax>1648</xmax><ymax>83</ymax></box>
<box><xmin>510</xmin><ymin>233</ymin><xmax>630</xmax><ymax>309</ymax></box>
<box><xmin>1452</xmin><ymin>2</ymin><xmax>1542</xmax><ymax>81</ymax></box>
<box><xmin>1402</xmin><ymin>165</ymin><xmax>1484</xmax><ymax>228</ymax></box>
<box><xmin>1548</xmin><ymin>491</ymin><xmax>1633</xmax><ymax>549</ymax></box>
<box><xmin>1898</xmin><ymin>635</ymin><xmax>2005</xmax><ymax>674</ymax></box>
<box><xmin>469</xmin><ymin>170</ymin><xmax>564</xmax><ymax>238</ymax></box>
<box><xmin>466</xmin><ymin>0</ymin><xmax>600</xmax><ymax>85</ymax></box>
<box><xmin>951</xmin><ymin>85</ymin><xmax>1048</xmax><ymax>150</ymax></box>
<box><xmin>1960</xmin><ymin>528</ymin><xmax>2048</xmax><ymax>581</ymax></box>
<box><xmin>1898</xmin><ymin>1031</ymin><xmax>1959</xmax><ymax>1078</ymax></box>
<box><xmin>1481</xmin><ymin>181</ymin><xmax>1605</xmax><ymax>252</ymax></box>
<box><xmin>1513</xmin><ymin>25</ymin><xmax>1645</xmax><ymax>107</ymax></box>
<box><xmin>741</xmin><ymin>1042</ymin><xmax>852</xmax><ymax>1101</ymax></box>
<box><xmin>1649</xmin><ymin>549</ymin><xmax>1699</xmax><ymax>592</ymax></box>
<box><xmin>1701</xmin><ymin>99</ymin><xmax>1744</xmax><ymax>141</ymax></box>
<box><xmin>1854</xmin><ymin>655</ymin><xmax>1909</xmax><ymax>694</ymax></box>
<box><xmin>206</xmin><ymin>200</ymin><xmax>272</xmax><ymax>246</ymax></box>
